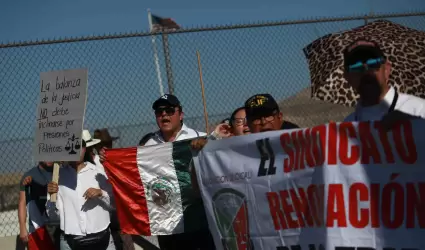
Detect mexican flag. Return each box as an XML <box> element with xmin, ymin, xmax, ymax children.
<box><xmin>103</xmin><ymin>139</ymin><xmax>207</xmax><ymax>236</ymax></box>
<box><xmin>27</xmin><ymin>200</ymin><xmax>55</xmax><ymax>250</ymax></box>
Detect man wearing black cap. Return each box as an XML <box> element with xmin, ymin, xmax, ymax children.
<box><xmin>190</xmin><ymin>94</ymin><xmax>299</xmax><ymax>206</ymax></box>
<box><xmin>343</xmin><ymin>39</ymin><xmax>425</xmax><ymax>123</ymax></box>
<box><xmin>144</xmin><ymin>94</ymin><xmax>206</xmax><ymax>145</ymax></box>
<box><xmin>145</xmin><ymin>94</ymin><xmax>214</xmax><ymax>250</ymax></box>
<box><xmin>244</xmin><ymin>93</ymin><xmax>299</xmax><ymax>133</ymax></box>
<box><xmin>190</xmin><ymin>94</ymin><xmax>299</xmax><ymax>151</ymax></box>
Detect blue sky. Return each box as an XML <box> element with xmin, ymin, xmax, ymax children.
<box><xmin>0</xmin><ymin>0</ymin><xmax>424</xmax><ymax>174</ymax></box>
<box><xmin>1</xmin><ymin>0</ymin><xmax>424</xmax><ymax>43</ymax></box>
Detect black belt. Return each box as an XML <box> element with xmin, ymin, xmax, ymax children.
<box><xmin>355</xmin><ymin>91</ymin><xmax>398</xmax><ymax>121</ymax></box>
<box><xmin>61</xmin><ymin>225</ymin><xmax>109</xmax><ymax>237</ymax></box>
<box><xmin>62</xmin><ymin>226</ymin><xmax>110</xmax><ymax>249</ymax></box>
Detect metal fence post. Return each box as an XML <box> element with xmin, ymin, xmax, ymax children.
<box><xmin>161</xmin><ymin>32</ymin><xmax>175</xmax><ymax>95</ymax></box>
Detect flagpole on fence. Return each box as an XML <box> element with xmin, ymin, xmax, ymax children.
<box><xmin>196</xmin><ymin>50</ymin><xmax>209</xmax><ymax>133</ymax></box>
<box><xmin>148</xmin><ymin>9</ymin><xmax>165</xmax><ymax>96</ymax></box>
<box><xmin>162</xmin><ymin>33</ymin><xmax>175</xmax><ymax>95</ymax></box>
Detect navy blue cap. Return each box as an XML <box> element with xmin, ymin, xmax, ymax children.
<box><xmin>152</xmin><ymin>94</ymin><xmax>181</xmax><ymax>110</ymax></box>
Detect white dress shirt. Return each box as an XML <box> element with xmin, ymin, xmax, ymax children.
<box><xmin>46</xmin><ymin>162</ymin><xmax>112</xmax><ymax>235</ymax></box>
<box><xmin>94</xmin><ymin>154</ymin><xmax>106</xmax><ymax>176</ymax></box>
<box><xmin>144</xmin><ymin>123</ymin><xmax>206</xmax><ymax>146</ymax></box>
<box><xmin>344</xmin><ymin>86</ymin><xmax>425</xmax><ymax>122</ymax></box>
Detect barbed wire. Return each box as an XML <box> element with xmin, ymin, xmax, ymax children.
<box><xmin>1</xmin><ymin>11</ymin><xmax>424</xmax><ymax>48</ymax></box>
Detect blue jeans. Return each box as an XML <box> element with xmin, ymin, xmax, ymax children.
<box><xmin>60</xmin><ymin>230</ymin><xmax>116</xmax><ymax>250</ymax></box>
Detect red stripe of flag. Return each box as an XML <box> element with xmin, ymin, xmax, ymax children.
<box><xmin>28</xmin><ymin>226</ymin><xmax>55</xmax><ymax>250</ymax></box>
<box><xmin>104</xmin><ymin>147</ymin><xmax>151</xmax><ymax>235</ymax></box>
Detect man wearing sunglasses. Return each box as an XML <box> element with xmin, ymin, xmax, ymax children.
<box><xmin>144</xmin><ymin>94</ymin><xmax>215</xmax><ymax>250</ymax></box>
<box><xmin>191</xmin><ymin>95</ymin><xmax>299</xmax><ymax>151</ymax></box>
<box><xmin>190</xmin><ymin>94</ymin><xmax>299</xmax><ymax>199</ymax></box>
<box><xmin>244</xmin><ymin>93</ymin><xmax>299</xmax><ymax>133</ymax></box>
<box><xmin>144</xmin><ymin>94</ymin><xmax>206</xmax><ymax>145</ymax></box>
<box><xmin>343</xmin><ymin>39</ymin><xmax>425</xmax><ymax>123</ymax></box>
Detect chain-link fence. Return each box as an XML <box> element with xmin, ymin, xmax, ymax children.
<box><xmin>0</xmin><ymin>11</ymin><xmax>424</xmax><ymax>245</ymax></box>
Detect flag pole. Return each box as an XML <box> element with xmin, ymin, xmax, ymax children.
<box><xmin>162</xmin><ymin>32</ymin><xmax>175</xmax><ymax>95</ymax></box>
<box><xmin>196</xmin><ymin>50</ymin><xmax>209</xmax><ymax>133</ymax></box>
<box><xmin>148</xmin><ymin>9</ymin><xmax>165</xmax><ymax>96</ymax></box>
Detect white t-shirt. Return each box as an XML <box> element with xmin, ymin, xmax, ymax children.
<box><xmin>344</xmin><ymin>87</ymin><xmax>425</xmax><ymax>122</ymax></box>
<box><xmin>144</xmin><ymin>123</ymin><xmax>206</xmax><ymax>146</ymax></box>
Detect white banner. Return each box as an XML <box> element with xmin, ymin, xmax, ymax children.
<box><xmin>33</xmin><ymin>68</ymin><xmax>88</xmax><ymax>162</ymax></box>
<box><xmin>194</xmin><ymin>120</ymin><xmax>425</xmax><ymax>250</ymax></box>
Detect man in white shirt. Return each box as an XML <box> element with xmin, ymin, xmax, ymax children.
<box><xmin>144</xmin><ymin>94</ymin><xmax>206</xmax><ymax>145</ymax></box>
<box><xmin>99</xmin><ymin>94</ymin><xmax>212</xmax><ymax>249</ymax></box>
<box><xmin>343</xmin><ymin>39</ymin><xmax>425</xmax><ymax>122</ymax></box>
<box><xmin>142</xmin><ymin>94</ymin><xmax>216</xmax><ymax>250</ymax></box>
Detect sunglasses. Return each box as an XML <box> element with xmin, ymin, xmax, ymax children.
<box><xmin>347</xmin><ymin>57</ymin><xmax>385</xmax><ymax>73</ymax></box>
<box><xmin>248</xmin><ymin>110</ymin><xmax>278</xmax><ymax>125</ymax></box>
<box><xmin>154</xmin><ymin>107</ymin><xmax>177</xmax><ymax>116</ymax></box>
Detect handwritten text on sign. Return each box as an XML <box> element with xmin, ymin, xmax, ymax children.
<box><xmin>33</xmin><ymin>68</ymin><xmax>88</xmax><ymax>162</ymax></box>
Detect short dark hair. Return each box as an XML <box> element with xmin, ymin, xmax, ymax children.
<box><xmin>139</xmin><ymin>132</ymin><xmax>156</xmax><ymax>146</ymax></box>
<box><xmin>230</xmin><ymin>107</ymin><xmax>245</xmax><ymax>127</ymax></box>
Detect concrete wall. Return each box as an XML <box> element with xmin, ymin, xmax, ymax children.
<box><xmin>0</xmin><ymin>235</ymin><xmax>148</xmax><ymax>250</ymax></box>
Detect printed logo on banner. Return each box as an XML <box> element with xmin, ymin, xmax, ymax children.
<box><xmin>212</xmin><ymin>188</ymin><xmax>254</xmax><ymax>250</ymax></box>
<box><xmin>146</xmin><ymin>176</ymin><xmax>177</xmax><ymax>207</ymax></box>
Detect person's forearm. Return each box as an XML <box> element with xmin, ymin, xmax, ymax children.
<box><xmin>99</xmin><ymin>189</ymin><xmax>111</xmax><ymax>206</ymax></box>
<box><xmin>208</xmin><ymin>131</ymin><xmax>221</xmax><ymax>140</ymax></box>
<box><xmin>45</xmin><ymin>193</ymin><xmax>60</xmax><ymax>220</ymax></box>
<box><xmin>18</xmin><ymin>201</ymin><xmax>27</xmax><ymax>229</ymax></box>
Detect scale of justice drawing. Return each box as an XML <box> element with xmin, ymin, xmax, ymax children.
<box><xmin>65</xmin><ymin>134</ymin><xmax>80</xmax><ymax>155</ymax></box>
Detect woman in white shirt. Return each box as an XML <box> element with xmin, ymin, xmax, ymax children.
<box><xmin>47</xmin><ymin>139</ymin><xmax>115</xmax><ymax>250</ymax></box>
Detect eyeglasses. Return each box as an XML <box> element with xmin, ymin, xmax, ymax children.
<box><xmin>347</xmin><ymin>57</ymin><xmax>385</xmax><ymax>73</ymax></box>
<box><xmin>232</xmin><ymin>118</ymin><xmax>247</xmax><ymax>126</ymax></box>
<box><xmin>248</xmin><ymin>111</ymin><xmax>278</xmax><ymax>125</ymax></box>
<box><xmin>154</xmin><ymin>107</ymin><xmax>176</xmax><ymax>116</ymax></box>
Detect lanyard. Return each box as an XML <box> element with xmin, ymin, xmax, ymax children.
<box><xmin>354</xmin><ymin>91</ymin><xmax>399</xmax><ymax>122</ymax></box>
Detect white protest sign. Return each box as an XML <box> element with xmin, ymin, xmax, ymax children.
<box><xmin>33</xmin><ymin>68</ymin><xmax>88</xmax><ymax>162</ymax></box>
<box><xmin>194</xmin><ymin>120</ymin><xmax>425</xmax><ymax>250</ymax></box>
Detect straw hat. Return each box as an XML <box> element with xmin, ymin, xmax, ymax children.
<box><xmin>82</xmin><ymin>130</ymin><xmax>101</xmax><ymax>147</ymax></box>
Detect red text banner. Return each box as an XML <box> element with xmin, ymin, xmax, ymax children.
<box><xmin>194</xmin><ymin>121</ymin><xmax>425</xmax><ymax>250</ymax></box>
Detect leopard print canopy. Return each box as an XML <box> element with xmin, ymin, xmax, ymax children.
<box><xmin>303</xmin><ymin>20</ymin><xmax>425</xmax><ymax>107</ymax></box>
